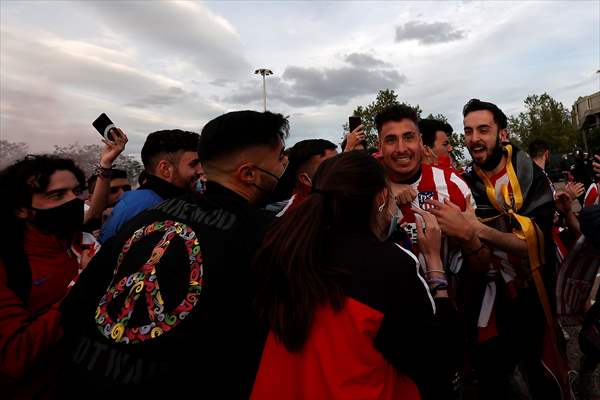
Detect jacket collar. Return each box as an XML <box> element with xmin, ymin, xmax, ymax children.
<box><xmin>141</xmin><ymin>174</ymin><xmax>186</xmax><ymax>200</ymax></box>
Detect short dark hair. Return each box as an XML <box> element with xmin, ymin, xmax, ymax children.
<box><xmin>272</xmin><ymin>139</ymin><xmax>337</xmax><ymax>201</ymax></box>
<box><xmin>528</xmin><ymin>139</ymin><xmax>550</xmax><ymax>159</ymax></box>
<box><xmin>375</xmin><ymin>104</ymin><xmax>419</xmax><ymax>134</ymax></box>
<box><xmin>462</xmin><ymin>99</ymin><xmax>508</xmax><ymax>130</ymax></box>
<box><xmin>87</xmin><ymin>168</ymin><xmax>128</xmax><ymax>194</ymax></box>
<box><xmin>0</xmin><ymin>155</ymin><xmax>86</xmax><ymax>213</ymax></box>
<box><xmin>198</xmin><ymin>110</ymin><xmax>289</xmax><ymax>163</ymax></box>
<box><xmin>418</xmin><ymin>119</ymin><xmax>453</xmax><ymax>148</ymax></box>
<box><xmin>288</xmin><ymin>139</ymin><xmax>337</xmax><ymax>173</ymax></box>
<box><xmin>141</xmin><ymin>129</ymin><xmax>200</xmax><ymax>172</ymax></box>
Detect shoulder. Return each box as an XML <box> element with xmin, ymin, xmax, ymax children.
<box><xmin>336</xmin><ymin>237</ymin><xmax>419</xmax><ymax>282</ymax></box>
<box><xmin>428</xmin><ymin>165</ymin><xmax>473</xmax><ymax>209</ymax></box>
<box><xmin>113</xmin><ymin>190</ymin><xmax>162</xmax><ymax>214</ymax></box>
<box><xmin>347</xmin><ymin>240</ymin><xmax>434</xmax><ymax>315</ymax></box>
<box><xmin>121</xmin><ymin>189</ymin><xmax>162</xmax><ymax>204</ymax></box>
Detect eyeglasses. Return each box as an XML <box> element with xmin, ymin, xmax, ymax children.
<box><xmin>110</xmin><ymin>184</ymin><xmax>132</xmax><ymax>194</ymax></box>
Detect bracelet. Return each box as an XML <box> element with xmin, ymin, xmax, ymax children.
<box><xmin>94</xmin><ymin>164</ymin><xmax>113</xmax><ymax>179</ymax></box>
<box><xmin>425</xmin><ymin>269</ymin><xmax>445</xmax><ymax>275</ymax></box>
<box><xmin>427</xmin><ymin>277</ymin><xmax>448</xmax><ymax>287</ymax></box>
<box><xmin>429</xmin><ymin>282</ymin><xmax>448</xmax><ymax>295</ymax></box>
<box><xmin>463</xmin><ymin>243</ymin><xmax>487</xmax><ymax>257</ymax></box>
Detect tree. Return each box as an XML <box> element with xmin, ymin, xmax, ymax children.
<box><xmin>0</xmin><ymin>140</ymin><xmax>29</xmax><ymax>170</ymax></box>
<box><xmin>344</xmin><ymin>89</ymin><xmax>422</xmax><ymax>149</ymax></box>
<box><xmin>344</xmin><ymin>90</ymin><xmax>466</xmax><ymax>161</ymax></box>
<box><xmin>52</xmin><ymin>143</ymin><xmax>143</xmax><ymax>183</ymax></box>
<box><xmin>507</xmin><ymin>93</ymin><xmax>577</xmax><ymax>154</ymax></box>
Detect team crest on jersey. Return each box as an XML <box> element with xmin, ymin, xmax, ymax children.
<box><xmin>418</xmin><ymin>191</ymin><xmax>436</xmax><ymax>210</ymax></box>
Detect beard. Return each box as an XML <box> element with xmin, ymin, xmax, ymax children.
<box><xmin>472</xmin><ymin>135</ymin><xmax>504</xmax><ymax>171</ymax></box>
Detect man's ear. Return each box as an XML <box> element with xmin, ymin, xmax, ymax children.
<box><xmin>237</xmin><ymin>162</ymin><xmax>256</xmax><ymax>184</ymax></box>
<box><xmin>15</xmin><ymin>207</ymin><xmax>30</xmax><ymax>219</ymax></box>
<box><xmin>298</xmin><ymin>172</ymin><xmax>312</xmax><ymax>187</ymax></box>
<box><xmin>423</xmin><ymin>145</ymin><xmax>433</xmax><ymax>159</ymax></box>
<box><xmin>156</xmin><ymin>160</ymin><xmax>172</xmax><ymax>180</ymax></box>
<box><xmin>499</xmin><ymin>129</ymin><xmax>508</xmax><ymax>143</ymax></box>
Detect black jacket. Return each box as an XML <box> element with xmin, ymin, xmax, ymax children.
<box><xmin>59</xmin><ymin>182</ymin><xmax>273</xmax><ymax>398</ymax></box>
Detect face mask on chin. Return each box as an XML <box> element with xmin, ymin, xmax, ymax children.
<box><xmin>252</xmin><ymin>164</ymin><xmax>286</xmax><ymax>194</ymax></box>
<box><xmin>30</xmin><ymin>197</ymin><xmax>84</xmax><ymax>238</ymax></box>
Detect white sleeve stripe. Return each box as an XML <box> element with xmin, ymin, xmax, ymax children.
<box><xmin>432</xmin><ymin>167</ymin><xmax>449</xmax><ymax>201</ymax></box>
<box><xmin>585</xmin><ymin>183</ymin><xmax>598</xmax><ymax>203</ymax></box>
<box><xmin>276</xmin><ymin>194</ymin><xmax>296</xmax><ymax>217</ymax></box>
<box><xmin>450</xmin><ymin>172</ymin><xmax>470</xmax><ymax>198</ymax></box>
<box><xmin>450</xmin><ymin>172</ymin><xmax>476</xmax><ymax>209</ymax></box>
<box><xmin>393</xmin><ymin>243</ymin><xmax>436</xmax><ymax>314</ymax></box>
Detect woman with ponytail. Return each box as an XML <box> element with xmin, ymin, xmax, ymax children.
<box><xmin>252</xmin><ymin>151</ymin><xmax>460</xmax><ymax>400</ymax></box>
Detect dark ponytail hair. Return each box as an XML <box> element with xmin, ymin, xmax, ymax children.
<box><xmin>253</xmin><ymin>151</ymin><xmax>387</xmax><ymax>351</ymax></box>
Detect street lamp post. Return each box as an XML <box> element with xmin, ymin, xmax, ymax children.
<box><xmin>254</xmin><ymin>68</ymin><xmax>273</xmax><ymax>111</ymax></box>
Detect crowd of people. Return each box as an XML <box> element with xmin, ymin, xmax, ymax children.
<box><xmin>1</xmin><ymin>99</ymin><xmax>599</xmax><ymax>400</ymax></box>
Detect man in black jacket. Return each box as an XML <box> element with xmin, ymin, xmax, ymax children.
<box><xmin>59</xmin><ymin>111</ymin><xmax>289</xmax><ymax>399</ymax></box>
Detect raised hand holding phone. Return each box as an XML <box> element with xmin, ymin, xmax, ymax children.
<box><xmin>99</xmin><ymin>128</ymin><xmax>128</xmax><ymax>168</ymax></box>
<box><xmin>344</xmin><ymin>116</ymin><xmax>366</xmax><ymax>152</ymax></box>
<box><xmin>92</xmin><ymin>113</ymin><xmax>118</xmax><ymax>143</ymax></box>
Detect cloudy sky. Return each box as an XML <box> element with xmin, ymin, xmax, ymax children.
<box><xmin>1</xmin><ymin>1</ymin><xmax>598</xmax><ymax>156</ymax></box>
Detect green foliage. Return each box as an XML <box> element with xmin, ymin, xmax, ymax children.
<box><xmin>0</xmin><ymin>140</ymin><xmax>143</xmax><ymax>183</ymax></box>
<box><xmin>507</xmin><ymin>93</ymin><xmax>577</xmax><ymax>154</ymax></box>
<box><xmin>0</xmin><ymin>140</ymin><xmax>29</xmax><ymax>170</ymax></box>
<box><xmin>52</xmin><ymin>143</ymin><xmax>143</xmax><ymax>183</ymax></box>
<box><xmin>344</xmin><ymin>89</ymin><xmax>422</xmax><ymax>149</ymax></box>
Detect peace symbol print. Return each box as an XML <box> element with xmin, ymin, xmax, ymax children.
<box><xmin>95</xmin><ymin>220</ymin><xmax>203</xmax><ymax>344</ymax></box>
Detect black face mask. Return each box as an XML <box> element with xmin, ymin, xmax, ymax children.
<box><xmin>253</xmin><ymin>165</ymin><xmax>285</xmax><ymax>193</ymax></box>
<box><xmin>479</xmin><ymin>137</ymin><xmax>504</xmax><ymax>171</ymax></box>
<box><xmin>30</xmin><ymin>197</ymin><xmax>84</xmax><ymax>238</ymax></box>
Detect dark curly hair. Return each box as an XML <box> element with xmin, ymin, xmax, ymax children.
<box><xmin>0</xmin><ymin>155</ymin><xmax>85</xmax><ymax>301</ymax></box>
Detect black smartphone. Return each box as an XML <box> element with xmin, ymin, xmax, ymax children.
<box><xmin>92</xmin><ymin>113</ymin><xmax>117</xmax><ymax>142</ymax></box>
<box><xmin>349</xmin><ymin>116</ymin><xmax>362</xmax><ymax>133</ymax></box>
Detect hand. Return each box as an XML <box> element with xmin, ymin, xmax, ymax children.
<box><xmin>392</xmin><ymin>184</ymin><xmax>417</xmax><ymax>206</ymax></box>
<box><xmin>564</xmin><ymin>181</ymin><xmax>585</xmax><ymax>200</ymax></box>
<box><xmin>593</xmin><ymin>154</ymin><xmax>600</xmax><ymax>178</ymax></box>
<box><xmin>99</xmin><ymin>128</ymin><xmax>128</xmax><ymax>168</ymax></box>
<box><xmin>426</xmin><ymin>197</ymin><xmax>475</xmax><ymax>242</ymax></box>
<box><xmin>412</xmin><ymin>207</ymin><xmax>442</xmax><ymax>260</ymax></box>
<box><xmin>79</xmin><ymin>249</ymin><xmax>94</xmax><ymax>270</ymax></box>
<box><xmin>102</xmin><ymin>207</ymin><xmax>113</xmax><ymax>224</ymax></box>
<box><xmin>554</xmin><ymin>191</ymin><xmax>573</xmax><ymax>214</ymax></box>
<box><xmin>344</xmin><ymin>124</ymin><xmax>366</xmax><ymax>152</ymax></box>
<box><xmin>462</xmin><ymin>194</ymin><xmax>481</xmax><ymax>231</ymax></box>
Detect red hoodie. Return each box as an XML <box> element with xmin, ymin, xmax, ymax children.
<box><xmin>0</xmin><ymin>226</ymin><xmax>91</xmax><ymax>399</ymax></box>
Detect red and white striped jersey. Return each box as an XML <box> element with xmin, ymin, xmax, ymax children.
<box><xmin>396</xmin><ymin>163</ymin><xmax>475</xmax><ymax>274</ymax></box>
<box><xmin>584</xmin><ymin>183</ymin><xmax>599</xmax><ymax>206</ymax></box>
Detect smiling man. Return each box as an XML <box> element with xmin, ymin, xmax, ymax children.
<box><xmin>99</xmin><ymin>129</ymin><xmax>202</xmax><ymax>243</ymax></box>
<box><xmin>375</xmin><ymin>105</ymin><xmax>484</xmax><ymax>268</ymax></box>
<box><xmin>376</xmin><ymin>105</ymin><xmax>490</xmax><ymax>398</ymax></box>
<box><xmin>460</xmin><ymin>99</ymin><xmax>571</xmax><ymax>400</ymax></box>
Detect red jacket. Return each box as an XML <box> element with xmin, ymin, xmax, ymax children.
<box><xmin>251</xmin><ymin>299</ymin><xmax>420</xmax><ymax>400</ymax></box>
<box><xmin>0</xmin><ymin>226</ymin><xmax>82</xmax><ymax>399</ymax></box>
